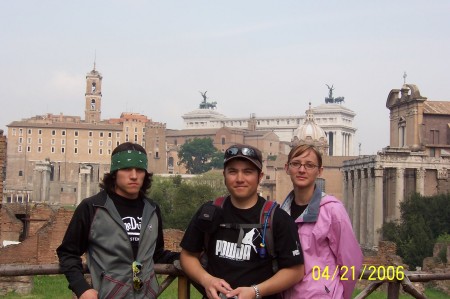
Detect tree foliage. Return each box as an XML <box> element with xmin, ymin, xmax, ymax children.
<box><xmin>148</xmin><ymin>172</ymin><xmax>227</xmax><ymax>230</ymax></box>
<box><xmin>381</xmin><ymin>193</ymin><xmax>450</xmax><ymax>269</ymax></box>
<box><xmin>178</xmin><ymin>138</ymin><xmax>224</xmax><ymax>174</ymax></box>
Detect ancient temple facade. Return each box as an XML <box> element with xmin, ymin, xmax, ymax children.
<box><xmin>342</xmin><ymin>84</ymin><xmax>450</xmax><ymax>249</ymax></box>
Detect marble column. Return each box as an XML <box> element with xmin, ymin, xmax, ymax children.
<box><xmin>359</xmin><ymin>168</ymin><xmax>368</xmax><ymax>244</ymax></box>
<box><xmin>353</xmin><ymin>169</ymin><xmax>361</xmax><ymax>241</ymax></box>
<box><xmin>77</xmin><ymin>173</ymin><xmax>83</xmax><ymax>206</ymax></box>
<box><xmin>416</xmin><ymin>168</ymin><xmax>425</xmax><ymax>195</ymax></box>
<box><xmin>395</xmin><ymin>168</ymin><xmax>405</xmax><ymax>220</ymax></box>
<box><xmin>367</xmin><ymin>168</ymin><xmax>375</xmax><ymax>247</ymax></box>
<box><xmin>374</xmin><ymin>168</ymin><xmax>384</xmax><ymax>246</ymax></box>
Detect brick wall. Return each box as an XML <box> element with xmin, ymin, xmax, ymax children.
<box><xmin>0</xmin><ymin>206</ymin><xmax>183</xmax><ymax>265</ymax></box>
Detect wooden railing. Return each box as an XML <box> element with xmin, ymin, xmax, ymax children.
<box><xmin>1</xmin><ymin>264</ymin><xmax>450</xmax><ymax>298</ymax></box>
<box><xmin>0</xmin><ymin>263</ymin><xmax>191</xmax><ymax>299</ymax></box>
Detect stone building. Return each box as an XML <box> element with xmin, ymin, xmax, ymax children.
<box><xmin>264</xmin><ymin>104</ymin><xmax>357</xmax><ymax>202</ymax></box>
<box><xmin>342</xmin><ymin>84</ymin><xmax>450</xmax><ymax>249</ymax></box>
<box><xmin>3</xmin><ymin>67</ymin><xmax>167</xmax><ymax>205</ymax></box>
<box><xmin>0</xmin><ymin>130</ymin><xmax>6</xmax><ymax>199</ymax></box>
<box><xmin>182</xmin><ymin>91</ymin><xmax>356</xmax><ymax>156</ymax></box>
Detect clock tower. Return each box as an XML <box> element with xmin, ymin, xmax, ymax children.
<box><xmin>85</xmin><ymin>64</ymin><xmax>103</xmax><ymax>123</ymax></box>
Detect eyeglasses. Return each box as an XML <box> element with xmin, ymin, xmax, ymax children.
<box><xmin>132</xmin><ymin>261</ymin><xmax>143</xmax><ymax>291</ymax></box>
<box><xmin>288</xmin><ymin>161</ymin><xmax>318</xmax><ymax>171</ymax></box>
<box><xmin>225</xmin><ymin>147</ymin><xmax>258</xmax><ymax>159</ymax></box>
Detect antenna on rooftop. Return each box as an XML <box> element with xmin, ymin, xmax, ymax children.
<box><xmin>403</xmin><ymin>71</ymin><xmax>407</xmax><ymax>84</ymax></box>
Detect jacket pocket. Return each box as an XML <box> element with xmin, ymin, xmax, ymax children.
<box><xmin>98</xmin><ymin>272</ymin><xmax>132</xmax><ymax>299</ymax></box>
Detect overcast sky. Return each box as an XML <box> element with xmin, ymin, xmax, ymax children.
<box><xmin>1</xmin><ymin>1</ymin><xmax>449</xmax><ymax>155</ymax></box>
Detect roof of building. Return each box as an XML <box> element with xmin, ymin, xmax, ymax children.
<box><xmin>424</xmin><ymin>101</ymin><xmax>450</xmax><ymax>115</ymax></box>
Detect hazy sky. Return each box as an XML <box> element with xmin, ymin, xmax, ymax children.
<box><xmin>1</xmin><ymin>1</ymin><xmax>449</xmax><ymax>155</ymax></box>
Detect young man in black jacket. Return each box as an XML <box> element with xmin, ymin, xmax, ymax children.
<box><xmin>57</xmin><ymin>142</ymin><xmax>178</xmax><ymax>299</ymax></box>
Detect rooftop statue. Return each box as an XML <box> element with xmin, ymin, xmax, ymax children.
<box><xmin>199</xmin><ymin>90</ymin><xmax>217</xmax><ymax>109</ymax></box>
<box><xmin>325</xmin><ymin>84</ymin><xmax>345</xmax><ymax>104</ymax></box>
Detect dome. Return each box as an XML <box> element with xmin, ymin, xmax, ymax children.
<box><xmin>291</xmin><ymin>103</ymin><xmax>329</xmax><ymax>154</ymax></box>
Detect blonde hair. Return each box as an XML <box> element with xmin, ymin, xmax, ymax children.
<box><xmin>287</xmin><ymin>144</ymin><xmax>323</xmax><ymax>167</ymax></box>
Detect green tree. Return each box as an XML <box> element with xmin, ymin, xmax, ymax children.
<box><xmin>381</xmin><ymin>193</ymin><xmax>450</xmax><ymax>269</ymax></box>
<box><xmin>178</xmin><ymin>138</ymin><xmax>224</xmax><ymax>174</ymax></box>
<box><xmin>148</xmin><ymin>173</ymin><xmax>227</xmax><ymax>229</ymax></box>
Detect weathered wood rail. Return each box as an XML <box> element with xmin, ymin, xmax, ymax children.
<box><xmin>1</xmin><ymin>264</ymin><xmax>449</xmax><ymax>298</ymax></box>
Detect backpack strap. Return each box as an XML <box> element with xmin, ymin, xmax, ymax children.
<box><xmin>259</xmin><ymin>200</ymin><xmax>279</xmax><ymax>273</ymax></box>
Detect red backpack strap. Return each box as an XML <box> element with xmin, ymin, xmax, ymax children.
<box><xmin>213</xmin><ymin>196</ymin><xmax>226</xmax><ymax>208</ymax></box>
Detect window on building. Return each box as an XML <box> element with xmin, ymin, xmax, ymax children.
<box><xmin>100</xmin><ymin>132</ymin><xmax>104</xmax><ymax>137</ymax></box>
<box><xmin>18</xmin><ymin>137</ymin><xmax>23</xmax><ymax>144</ymax></box>
<box><xmin>126</xmin><ymin>127</ymin><xmax>129</xmax><ymax>132</ymax></box>
<box><xmin>99</xmin><ymin>140</ymin><xmax>103</xmax><ymax>146</ymax></box>
<box><xmin>74</xmin><ymin>131</ymin><xmax>79</xmax><ymax>137</ymax></box>
<box><xmin>62</xmin><ymin>130</ymin><xmax>66</xmax><ymax>136</ymax></box>
<box><xmin>19</xmin><ymin>128</ymin><xmax>23</xmax><ymax>136</ymax></box>
<box><xmin>116</xmin><ymin>132</ymin><xmax>120</xmax><ymax>138</ymax></box>
<box><xmin>12</xmin><ymin>128</ymin><xmax>16</xmax><ymax>136</ymax></box>
<box><xmin>99</xmin><ymin>149</ymin><xmax>103</xmax><ymax>155</ymax></box>
<box><xmin>430</xmin><ymin>148</ymin><xmax>436</xmax><ymax>157</ymax></box>
<box><xmin>51</xmin><ymin>130</ymin><xmax>56</xmax><ymax>136</ymax></box>
<box><xmin>155</xmin><ymin>151</ymin><xmax>159</xmax><ymax>158</ymax></box>
<box><xmin>27</xmin><ymin>137</ymin><xmax>31</xmax><ymax>144</ymax></box>
<box><xmin>142</xmin><ymin>127</ymin><xmax>145</xmax><ymax>133</ymax></box>
<box><xmin>222</xmin><ymin>137</ymin><xmax>225</xmax><ymax>145</ymax></box>
<box><xmin>19</xmin><ymin>170</ymin><xmax>23</xmax><ymax>176</ymax></box>
<box><xmin>430</xmin><ymin>130</ymin><xmax>439</xmax><ymax>144</ymax></box>
<box><xmin>88</xmin><ymin>140</ymin><xmax>93</xmax><ymax>146</ymax></box>
<box><xmin>126</xmin><ymin>134</ymin><xmax>129</xmax><ymax>142</ymax></box>
<box><xmin>74</xmin><ymin>148</ymin><xmax>78</xmax><ymax>154</ymax></box>
<box><xmin>108</xmin><ymin>149</ymin><xmax>112</xmax><ymax>155</ymax></box>
<box><xmin>89</xmin><ymin>131</ymin><xmax>93</xmax><ymax>137</ymax></box>
<box><xmin>38</xmin><ymin>138</ymin><xmax>42</xmax><ymax>144</ymax></box>
<box><xmin>134</xmin><ymin>135</ymin><xmax>138</xmax><ymax>142</ymax></box>
<box><xmin>38</xmin><ymin>129</ymin><xmax>42</xmax><ymax>135</ymax></box>
<box><xmin>88</xmin><ymin>148</ymin><xmax>92</xmax><ymax>154</ymax></box>
<box><xmin>51</xmin><ymin>147</ymin><xmax>55</xmax><ymax>153</ymax></box>
<box><xmin>108</xmin><ymin>132</ymin><xmax>112</xmax><ymax>138</ymax></box>
<box><xmin>51</xmin><ymin>138</ymin><xmax>55</xmax><ymax>145</ymax></box>
<box><xmin>27</xmin><ymin>146</ymin><xmax>31</xmax><ymax>152</ymax></box>
<box><xmin>107</xmin><ymin>140</ymin><xmax>112</xmax><ymax>146</ymax></box>
<box><xmin>37</xmin><ymin>146</ymin><xmax>42</xmax><ymax>153</ymax></box>
<box><xmin>28</xmin><ymin>129</ymin><xmax>32</xmax><ymax>134</ymax></box>
<box><xmin>61</xmin><ymin>139</ymin><xmax>65</xmax><ymax>145</ymax></box>
<box><xmin>134</xmin><ymin>127</ymin><xmax>138</xmax><ymax>133</ymax></box>
<box><xmin>74</xmin><ymin>139</ymin><xmax>78</xmax><ymax>145</ymax></box>
<box><xmin>61</xmin><ymin>147</ymin><xmax>65</xmax><ymax>153</ymax></box>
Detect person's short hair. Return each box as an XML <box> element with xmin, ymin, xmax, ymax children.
<box><xmin>224</xmin><ymin>144</ymin><xmax>263</xmax><ymax>171</ymax></box>
<box><xmin>287</xmin><ymin>144</ymin><xmax>323</xmax><ymax>168</ymax></box>
<box><xmin>99</xmin><ymin>142</ymin><xmax>153</xmax><ymax>196</ymax></box>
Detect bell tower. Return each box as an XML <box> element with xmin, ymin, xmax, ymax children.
<box><xmin>85</xmin><ymin>63</ymin><xmax>103</xmax><ymax>123</ymax></box>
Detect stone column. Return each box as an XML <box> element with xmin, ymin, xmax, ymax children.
<box><xmin>395</xmin><ymin>167</ymin><xmax>405</xmax><ymax>220</ymax></box>
<box><xmin>342</xmin><ymin>171</ymin><xmax>348</xmax><ymax>208</ymax></box>
<box><xmin>359</xmin><ymin>168</ymin><xmax>368</xmax><ymax>244</ymax></box>
<box><xmin>86</xmin><ymin>172</ymin><xmax>91</xmax><ymax>198</ymax></box>
<box><xmin>353</xmin><ymin>169</ymin><xmax>361</xmax><ymax>241</ymax></box>
<box><xmin>77</xmin><ymin>173</ymin><xmax>83</xmax><ymax>206</ymax></box>
<box><xmin>373</xmin><ymin>167</ymin><xmax>383</xmax><ymax>246</ymax></box>
<box><xmin>366</xmin><ymin>168</ymin><xmax>375</xmax><ymax>248</ymax></box>
<box><xmin>437</xmin><ymin>168</ymin><xmax>448</xmax><ymax>194</ymax></box>
<box><xmin>416</xmin><ymin>168</ymin><xmax>425</xmax><ymax>195</ymax></box>
<box><xmin>347</xmin><ymin>170</ymin><xmax>354</xmax><ymax>223</ymax></box>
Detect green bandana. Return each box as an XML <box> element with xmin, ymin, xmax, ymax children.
<box><xmin>110</xmin><ymin>150</ymin><xmax>148</xmax><ymax>172</ymax></box>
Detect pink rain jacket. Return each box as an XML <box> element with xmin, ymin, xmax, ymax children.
<box><xmin>281</xmin><ymin>187</ymin><xmax>363</xmax><ymax>299</ymax></box>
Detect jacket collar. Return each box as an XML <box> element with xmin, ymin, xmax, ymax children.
<box><xmin>281</xmin><ymin>184</ymin><xmax>323</xmax><ymax>223</ymax></box>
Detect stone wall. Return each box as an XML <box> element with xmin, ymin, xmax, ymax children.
<box><xmin>0</xmin><ymin>130</ymin><xmax>5</xmax><ymax>200</ymax></box>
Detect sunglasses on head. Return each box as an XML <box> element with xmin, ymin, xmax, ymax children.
<box><xmin>132</xmin><ymin>261</ymin><xmax>143</xmax><ymax>291</ymax></box>
<box><xmin>225</xmin><ymin>147</ymin><xmax>258</xmax><ymax>159</ymax></box>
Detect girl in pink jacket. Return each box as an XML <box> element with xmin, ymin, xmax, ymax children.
<box><xmin>281</xmin><ymin>144</ymin><xmax>363</xmax><ymax>299</ymax></box>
